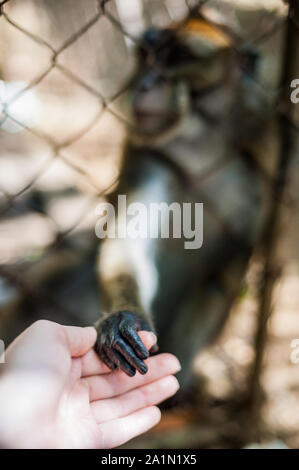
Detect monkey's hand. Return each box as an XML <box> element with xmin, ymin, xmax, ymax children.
<box><xmin>94</xmin><ymin>311</ymin><xmax>158</xmax><ymax>377</ymax></box>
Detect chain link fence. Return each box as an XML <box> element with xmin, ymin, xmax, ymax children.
<box><xmin>0</xmin><ymin>0</ymin><xmax>299</xmax><ymax>448</ymax></box>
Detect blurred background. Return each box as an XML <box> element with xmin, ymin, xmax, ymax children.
<box><xmin>0</xmin><ymin>0</ymin><xmax>299</xmax><ymax>449</ymax></box>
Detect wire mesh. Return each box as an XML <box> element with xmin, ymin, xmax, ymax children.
<box><xmin>0</xmin><ymin>0</ymin><xmax>299</xmax><ymax>447</ymax></box>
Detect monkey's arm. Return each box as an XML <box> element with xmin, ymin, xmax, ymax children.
<box><xmin>95</xmin><ymin>237</ymin><xmax>157</xmax><ymax>377</ymax></box>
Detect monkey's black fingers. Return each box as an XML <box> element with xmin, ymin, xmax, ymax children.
<box><xmin>120</xmin><ymin>322</ymin><xmax>150</xmax><ymax>360</ymax></box>
<box><xmin>113</xmin><ymin>337</ymin><xmax>148</xmax><ymax>375</ymax></box>
<box><xmin>103</xmin><ymin>345</ymin><xmax>136</xmax><ymax>377</ymax></box>
<box><xmin>96</xmin><ymin>347</ymin><xmax>117</xmax><ymax>371</ymax></box>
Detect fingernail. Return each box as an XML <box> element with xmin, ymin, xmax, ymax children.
<box><xmin>164</xmin><ymin>375</ymin><xmax>180</xmax><ymax>392</ymax></box>
<box><xmin>140</xmin><ymin>364</ymin><xmax>148</xmax><ymax>374</ymax></box>
<box><xmin>171</xmin><ymin>376</ymin><xmax>180</xmax><ymax>391</ymax></box>
<box><xmin>149</xmin><ymin>332</ymin><xmax>157</xmax><ymax>344</ymax></box>
<box><xmin>128</xmin><ymin>368</ymin><xmax>136</xmax><ymax>377</ymax></box>
<box><xmin>173</xmin><ymin>358</ymin><xmax>182</xmax><ymax>372</ymax></box>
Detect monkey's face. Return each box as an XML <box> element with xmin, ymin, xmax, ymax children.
<box><xmin>128</xmin><ymin>18</ymin><xmax>232</xmax><ymax>137</ymax></box>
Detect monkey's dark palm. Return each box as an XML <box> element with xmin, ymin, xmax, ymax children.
<box><xmin>94</xmin><ymin>311</ymin><xmax>156</xmax><ymax>377</ymax></box>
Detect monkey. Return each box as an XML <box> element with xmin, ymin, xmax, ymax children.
<box><xmin>93</xmin><ymin>14</ymin><xmax>273</xmax><ymax>386</ymax></box>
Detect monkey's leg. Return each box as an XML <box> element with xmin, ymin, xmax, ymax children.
<box><xmin>94</xmin><ymin>235</ymin><xmax>158</xmax><ymax>377</ymax></box>
<box><xmin>93</xmin><ymin>152</ymin><xmax>185</xmax><ymax>376</ymax></box>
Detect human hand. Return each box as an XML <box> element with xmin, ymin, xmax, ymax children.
<box><xmin>0</xmin><ymin>320</ymin><xmax>180</xmax><ymax>448</ymax></box>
